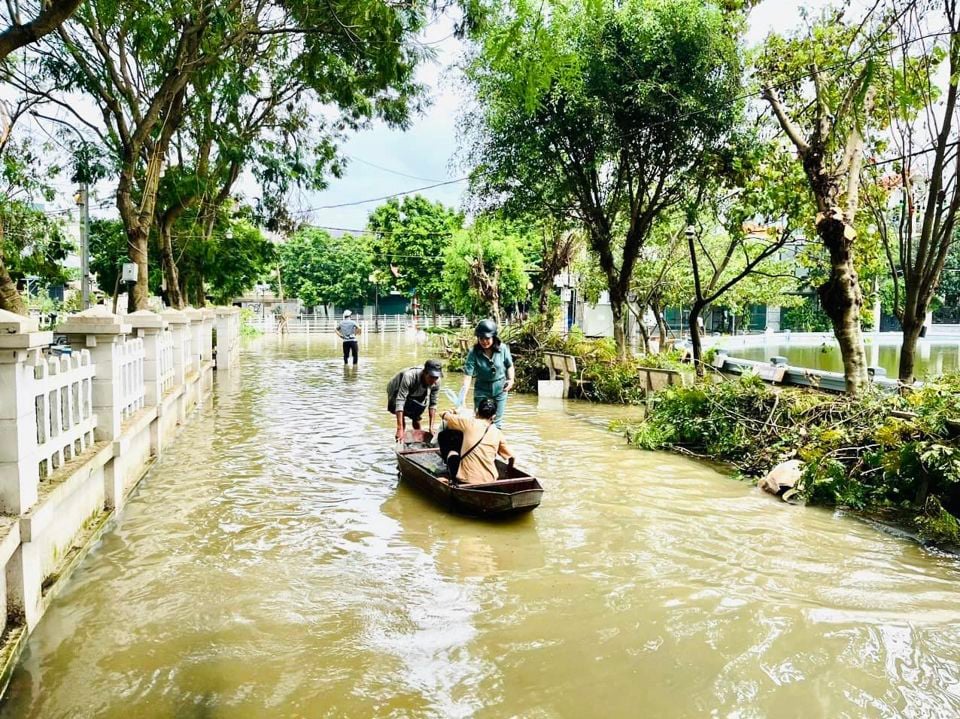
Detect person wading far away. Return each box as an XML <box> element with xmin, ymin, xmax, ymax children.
<box><xmin>386</xmin><ymin>359</ymin><xmax>442</xmax><ymax>441</ymax></box>
<box><xmin>337</xmin><ymin>310</ymin><xmax>361</xmax><ymax>365</ymax></box>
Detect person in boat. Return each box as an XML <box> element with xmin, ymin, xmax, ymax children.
<box><xmin>336</xmin><ymin>310</ymin><xmax>361</xmax><ymax>365</ymax></box>
<box><xmin>438</xmin><ymin>397</ymin><xmax>515</xmax><ymax>484</ymax></box>
<box><xmin>387</xmin><ymin>359</ymin><xmax>442</xmax><ymax>441</ymax></box>
<box><xmin>459</xmin><ymin>319</ymin><xmax>515</xmax><ymax>428</ymax></box>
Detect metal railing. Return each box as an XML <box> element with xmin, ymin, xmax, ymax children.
<box><xmin>244</xmin><ymin>314</ymin><xmax>468</xmax><ymax>334</ymax></box>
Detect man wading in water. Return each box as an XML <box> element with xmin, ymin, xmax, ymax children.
<box><xmin>386</xmin><ymin>360</ymin><xmax>442</xmax><ymax>440</ymax></box>
<box><xmin>337</xmin><ymin>310</ymin><xmax>361</xmax><ymax>365</ymax></box>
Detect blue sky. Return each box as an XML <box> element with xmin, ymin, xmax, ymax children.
<box><xmin>292</xmin><ymin>0</ymin><xmax>855</xmax><ymax>232</ymax></box>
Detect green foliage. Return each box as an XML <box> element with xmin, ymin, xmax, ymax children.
<box><xmin>442</xmin><ymin>217</ymin><xmax>530</xmax><ymax>319</ymax></box>
<box><xmin>88</xmin><ymin>219</ymin><xmax>126</xmax><ymax>296</ymax></box>
<box><xmin>367</xmin><ymin>195</ymin><xmax>463</xmax><ymax>308</ymax></box>
<box><xmin>278</xmin><ymin>228</ymin><xmax>372</xmax><ymax>310</ymax></box>
<box><xmin>499</xmin><ymin>321</ymin><xmax>687</xmax><ymax>404</ymax></box>
<box><xmin>781</xmin><ymin>296</ymin><xmax>832</xmax><ymax>332</ymax></box>
<box><xmin>618</xmin><ymin>372</ymin><xmax>960</xmax><ymax>545</ymax></box>
<box><xmin>178</xmin><ymin>215</ymin><xmax>275</xmax><ymax>304</ymax></box>
<box><xmin>0</xmin><ymin>136</ymin><xmax>70</xmax><ymax>308</ymax></box>
<box><xmin>464</xmin><ymin>0</ymin><xmax>746</xmax><ymax>353</ymax></box>
<box><xmin>239</xmin><ymin>308</ymin><xmax>262</xmax><ymax>337</ymax></box>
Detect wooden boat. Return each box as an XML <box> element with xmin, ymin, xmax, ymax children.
<box><xmin>395</xmin><ymin>430</ymin><xmax>544</xmax><ymax>516</ymax></box>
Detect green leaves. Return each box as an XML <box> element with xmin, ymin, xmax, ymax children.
<box><xmin>441</xmin><ymin>216</ymin><xmax>530</xmax><ymax>317</ymax></box>
<box><xmin>277</xmin><ymin>228</ymin><xmax>372</xmax><ymax>310</ymax></box>
<box><xmin>366</xmin><ymin>195</ymin><xmax>463</xmax><ymax>306</ymax></box>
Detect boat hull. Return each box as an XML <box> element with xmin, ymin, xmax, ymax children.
<box><xmin>395</xmin><ymin>445</ymin><xmax>543</xmax><ymax>516</ymax></box>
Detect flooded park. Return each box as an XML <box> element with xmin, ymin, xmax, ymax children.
<box><xmin>2</xmin><ymin>335</ymin><xmax>959</xmax><ymax>718</ymax></box>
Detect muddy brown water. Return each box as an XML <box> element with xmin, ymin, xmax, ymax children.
<box><xmin>2</xmin><ymin>335</ymin><xmax>960</xmax><ymax>718</ymax></box>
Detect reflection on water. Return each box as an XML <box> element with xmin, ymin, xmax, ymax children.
<box><xmin>3</xmin><ymin>334</ymin><xmax>960</xmax><ymax>718</ymax></box>
<box><xmin>736</xmin><ymin>340</ymin><xmax>960</xmax><ymax>377</ymax></box>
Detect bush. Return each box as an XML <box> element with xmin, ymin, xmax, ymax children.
<box><xmin>616</xmin><ymin>373</ymin><xmax>960</xmax><ymax>545</ymax></box>
<box><xmin>500</xmin><ymin>322</ymin><xmax>687</xmax><ymax>404</ymax></box>
<box><xmin>239</xmin><ymin>308</ymin><xmax>262</xmax><ymax>337</ymax></box>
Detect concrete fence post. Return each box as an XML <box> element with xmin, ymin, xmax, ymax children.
<box><xmin>200</xmin><ymin>309</ymin><xmax>216</xmax><ymax>363</ymax></box>
<box><xmin>57</xmin><ymin>306</ymin><xmax>131</xmax><ymax>443</ymax></box>
<box><xmin>215</xmin><ymin>307</ymin><xmax>240</xmax><ymax>370</ymax></box>
<box><xmin>127</xmin><ymin>310</ymin><xmax>167</xmax><ymax>409</ymax></box>
<box><xmin>0</xmin><ymin>310</ymin><xmax>53</xmax><ymax>515</ymax></box>
<box><xmin>160</xmin><ymin>309</ymin><xmax>190</xmax><ymax>387</ymax></box>
<box><xmin>182</xmin><ymin>307</ymin><xmax>204</xmax><ymax>376</ymax></box>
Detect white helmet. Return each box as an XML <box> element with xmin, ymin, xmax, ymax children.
<box><xmin>343</xmin><ymin>310</ymin><xmax>352</xmax><ymax>318</ymax></box>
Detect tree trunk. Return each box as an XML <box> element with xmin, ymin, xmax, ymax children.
<box><xmin>637</xmin><ymin>320</ymin><xmax>651</xmax><ymax>355</ymax></box>
<box><xmin>689</xmin><ymin>302</ymin><xmax>705</xmax><ymax>377</ymax></box>
<box><xmin>195</xmin><ymin>273</ymin><xmax>205</xmax><ymax>307</ymax></box>
<box><xmin>653</xmin><ymin>303</ymin><xmax>668</xmax><ymax>353</ymax></box>
<box><xmin>817</xmin><ymin>214</ymin><xmax>869</xmax><ymax>394</ymax></box>
<box><xmin>125</xmin><ymin>225</ymin><xmax>150</xmax><ymax>313</ymax></box>
<box><xmin>538</xmin><ymin>284</ymin><xmax>552</xmax><ymax>319</ymax></box>
<box><xmin>0</xmin><ymin>250</ymin><xmax>26</xmax><ymax>315</ymax></box>
<box><xmin>159</xmin><ymin>222</ymin><xmax>184</xmax><ymax>309</ymax></box>
<box><xmin>610</xmin><ymin>293</ymin><xmax>627</xmax><ymax>359</ymax></box>
<box><xmin>898</xmin><ymin>317</ymin><xmax>924</xmax><ymax>387</ymax></box>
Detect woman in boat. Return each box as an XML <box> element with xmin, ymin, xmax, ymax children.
<box><xmin>439</xmin><ymin>398</ymin><xmax>514</xmax><ymax>484</ymax></box>
<box><xmin>459</xmin><ymin>319</ymin><xmax>515</xmax><ymax>428</ymax></box>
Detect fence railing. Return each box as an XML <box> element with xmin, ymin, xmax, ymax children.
<box><xmin>244</xmin><ymin>314</ymin><xmax>468</xmax><ymax>334</ymax></box>
<box><xmin>159</xmin><ymin>329</ymin><xmax>175</xmax><ymax>395</ymax></box>
<box><xmin>119</xmin><ymin>337</ymin><xmax>146</xmax><ymax>421</ymax></box>
<box><xmin>31</xmin><ymin>349</ymin><xmax>97</xmax><ymax>480</ymax></box>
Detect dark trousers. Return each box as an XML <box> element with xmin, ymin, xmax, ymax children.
<box><xmin>438</xmin><ymin>428</ymin><xmax>464</xmax><ymax>481</ymax></box>
<box><xmin>342</xmin><ymin>340</ymin><xmax>358</xmax><ymax>364</ymax></box>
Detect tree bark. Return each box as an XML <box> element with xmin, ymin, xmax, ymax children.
<box><xmin>898</xmin><ymin>317</ymin><xmax>924</xmax><ymax>387</ymax></box>
<box><xmin>0</xmin><ymin>0</ymin><xmax>82</xmax><ymax>61</ymax></box>
<box><xmin>637</xmin><ymin>318</ymin><xmax>651</xmax><ymax>355</ymax></box>
<box><xmin>0</xmin><ymin>250</ymin><xmax>26</xmax><ymax>315</ymax></box>
<box><xmin>817</xmin><ymin>213</ymin><xmax>869</xmax><ymax>394</ymax></box>
<box><xmin>159</xmin><ymin>218</ymin><xmax>184</xmax><ymax>309</ymax></box>
<box><xmin>609</xmin><ymin>288</ymin><xmax>627</xmax><ymax>359</ymax></box>
<box><xmin>689</xmin><ymin>302</ymin><xmax>705</xmax><ymax>377</ymax></box>
<box><xmin>651</xmin><ymin>298</ymin><xmax>668</xmax><ymax>353</ymax></box>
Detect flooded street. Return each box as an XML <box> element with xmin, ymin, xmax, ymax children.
<box><xmin>3</xmin><ymin>334</ymin><xmax>960</xmax><ymax>718</ymax></box>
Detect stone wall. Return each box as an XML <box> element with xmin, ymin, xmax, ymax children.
<box><xmin>0</xmin><ymin>305</ymin><xmax>241</xmax><ymax>690</ymax></box>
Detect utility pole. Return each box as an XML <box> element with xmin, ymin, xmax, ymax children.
<box><xmin>76</xmin><ymin>182</ymin><xmax>90</xmax><ymax>309</ymax></box>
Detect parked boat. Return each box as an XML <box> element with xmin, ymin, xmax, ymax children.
<box><xmin>395</xmin><ymin>431</ymin><xmax>543</xmax><ymax>516</ymax></box>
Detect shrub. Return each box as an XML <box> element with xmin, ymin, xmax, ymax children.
<box><xmin>616</xmin><ymin>373</ymin><xmax>960</xmax><ymax>544</ymax></box>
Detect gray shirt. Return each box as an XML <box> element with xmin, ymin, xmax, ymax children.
<box><xmin>338</xmin><ymin>319</ymin><xmax>359</xmax><ymax>341</ymax></box>
<box><xmin>386</xmin><ymin>367</ymin><xmax>439</xmax><ymax>411</ymax></box>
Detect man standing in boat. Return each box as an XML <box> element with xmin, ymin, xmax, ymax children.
<box><xmin>386</xmin><ymin>360</ymin><xmax>442</xmax><ymax>441</ymax></box>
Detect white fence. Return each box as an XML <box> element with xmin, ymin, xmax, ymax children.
<box><xmin>159</xmin><ymin>329</ymin><xmax>175</xmax><ymax>395</ymax></box>
<box><xmin>244</xmin><ymin>314</ymin><xmax>468</xmax><ymax>334</ymax></box>
<box><xmin>0</xmin><ymin>305</ymin><xmax>242</xmax><ymax>641</ymax></box>
<box><xmin>119</xmin><ymin>337</ymin><xmax>146</xmax><ymax>421</ymax></box>
<box><xmin>32</xmin><ymin>349</ymin><xmax>96</xmax><ymax>480</ymax></box>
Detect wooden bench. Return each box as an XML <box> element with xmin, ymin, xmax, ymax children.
<box><xmin>637</xmin><ymin>367</ymin><xmax>691</xmax><ymax>393</ymax></box>
<box><xmin>544</xmin><ymin>352</ymin><xmax>581</xmax><ymax>397</ymax></box>
<box><xmin>437</xmin><ymin>335</ymin><xmax>453</xmax><ymax>357</ymax></box>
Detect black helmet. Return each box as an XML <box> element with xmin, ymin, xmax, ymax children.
<box><xmin>475</xmin><ymin>319</ymin><xmax>498</xmax><ymax>339</ymax></box>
